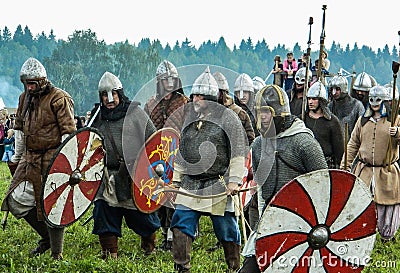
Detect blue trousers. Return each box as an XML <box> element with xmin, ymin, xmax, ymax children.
<box><xmin>92</xmin><ymin>199</ymin><xmax>161</xmax><ymax>237</ymax></box>
<box><xmin>171</xmin><ymin>205</ymin><xmax>241</xmax><ymax>245</ymax></box>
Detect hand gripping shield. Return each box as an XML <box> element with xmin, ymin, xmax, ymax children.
<box><xmin>256</xmin><ymin>169</ymin><xmax>377</xmax><ymax>272</ymax></box>
<box><xmin>41</xmin><ymin>127</ymin><xmax>105</xmax><ymax>227</ymax></box>
<box><xmin>133</xmin><ymin>128</ymin><xmax>180</xmax><ymax>213</ymax></box>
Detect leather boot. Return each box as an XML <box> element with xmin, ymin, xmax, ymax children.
<box><xmin>221</xmin><ymin>241</ymin><xmax>241</xmax><ymax>272</ymax></box>
<box><xmin>99</xmin><ymin>233</ymin><xmax>118</xmax><ymax>260</ymax></box>
<box><xmin>23</xmin><ymin>208</ymin><xmax>50</xmax><ymax>256</ymax></box>
<box><xmin>141</xmin><ymin>232</ymin><xmax>156</xmax><ymax>255</ymax></box>
<box><xmin>172</xmin><ymin>228</ymin><xmax>192</xmax><ymax>272</ymax></box>
<box><xmin>237</xmin><ymin>255</ymin><xmax>260</xmax><ymax>273</ymax></box>
<box><xmin>48</xmin><ymin>226</ymin><xmax>64</xmax><ymax>260</ymax></box>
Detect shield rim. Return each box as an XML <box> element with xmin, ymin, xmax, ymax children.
<box><xmin>132</xmin><ymin>127</ymin><xmax>180</xmax><ymax>214</ymax></box>
<box><xmin>40</xmin><ymin>126</ymin><xmax>105</xmax><ymax>228</ymax></box>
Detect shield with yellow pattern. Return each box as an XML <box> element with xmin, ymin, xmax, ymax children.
<box><xmin>132</xmin><ymin>128</ymin><xmax>180</xmax><ymax>213</ymax></box>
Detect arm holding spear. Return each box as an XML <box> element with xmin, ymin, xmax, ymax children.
<box><xmin>386</xmin><ymin>31</ymin><xmax>400</xmax><ymax>171</ymax></box>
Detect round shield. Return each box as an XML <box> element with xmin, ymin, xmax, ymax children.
<box><xmin>256</xmin><ymin>169</ymin><xmax>377</xmax><ymax>272</ymax></box>
<box><xmin>133</xmin><ymin>127</ymin><xmax>180</xmax><ymax>213</ymax></box>
<box><xmin>41</xmin><ymin>127</ymin><xmax>105</xmax><ymax>227</ymax></box>
<box><xmin>240</xmin><ymin>149</ymin><xmax>256</xmax><ymax>209</ymax></box>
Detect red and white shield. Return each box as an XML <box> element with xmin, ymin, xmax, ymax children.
<box><xmin>41</xmin><ymin>127</ymin><xmax>105</xmax><ymax>227</ymax></box>
<box><xmin>240</xmin><ymin>149</ymin><xmax>256</xmax><ymax>209</ymax></box>
<box><xmin>132</xmin><ymin>128</ymin><xmax>180</xmax><ymax>213</ymax></box>
<box><xmin>256</xmin><ymin>169</ymin><xmax>377</xmax><ymax>272</ymax></box>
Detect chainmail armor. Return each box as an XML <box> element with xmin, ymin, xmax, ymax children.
<box><xmin>176</xmin><ymin>107</ymin><xmax>247</xmax><ymax>196</ymax></box>
<box><xmin>92</xmin><ymin>104</ymin><xmax>156</xmax><ymax>202</ymax></box>
<box><xmin>328</xmin><ymin>95</ymin><xmax>365</xmax><ymax>137</ymax></box>
<box><xmin>251</xmin><ymin>116</ymin><xmax>328</xmax><ymax>205</ymax></box>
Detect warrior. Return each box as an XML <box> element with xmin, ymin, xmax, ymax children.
<box><xmin>232</xmin><ymin>73</ymin><xmax>261</xmax><ymax>232</ymax></box>
<box><xmin>288</xmin><ymin>67</ymin><xmax>312</xmax><ymax>116</ymax></box>
<box><xmin>89</xmin><ymin>71</ymin><xmax>161</xmax><ymax>259</ymax></box>
<box><xmin>214</xmin><ymin>71</ymin><xmax>255</xmax><ymax>145</ymax></box>
<box><xmin>144</xmin><ymin>60</ymin><xmax>189</xmax><ymax>251</ymax></box>
<box><xmin>0</xmin><ymin>57</ymin><xmax>76</xmax><ymax>260</ymax></box>
<box><xmin>341</xmin><ymin>85</ymin><xmax>400</xmax><ymax>241</ymax></box>
<box><xmin>328</xmin><ymin>74</ymin><xmax>365</xmax><ymax>139</ymax></box>
<box><xmin>214</xmin><ymin>71</ymin><xmax>256</xmax><ymax>238</ymax></box>
<box><xmin>144</xmin><ymin>60</ymin><xmax>189</xmax><ymax>131</ymax></box>
<box><xmin>170</xmin><ymin>67</ymin><xmax>247</xmax><ymax>272</ymax></box>
<box><xmin>238</xmin><ymin>84</ymin><xmax>328</xmax><ymax>273</ymax></box>
<box><xmin>234</xmin><ymin>73</ymin><xmax>258</xmax><ymax>137</ymax></box>
<box><xmin>303</xmin><ymin>80</ymin><xmax>344</xmax><ymax>168</ymax></box>
<box><xmin>350</xmin><ymin>71</ymin><xmax>377</xmax><ymax>109</ymax></box>
<box><xmin>252</xmin><ymin>76</ymin><xmax>266</xmax><ymax>95</ymax></box>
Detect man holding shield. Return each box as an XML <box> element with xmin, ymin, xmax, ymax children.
<box><xmin>89</xmin><ymin>71</ymin><xmax>161</xmax><ymax>259</ymax></box>
<box><xmin>0</xmin><ymin>57</ymin><xmax>76</xmax><ymax>260</ymax></box>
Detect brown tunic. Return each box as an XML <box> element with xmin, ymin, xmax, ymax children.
<box><xmin>341</xmin><ymin>115</ymin><xmax>400</xmax><ymax>205</ymax></box>
<box><xmin>1</xmin><ymin>86</ymin><xmax>76</xmax><ymax>220</ymax></box>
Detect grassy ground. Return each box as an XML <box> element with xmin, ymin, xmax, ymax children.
<box><xmin>0</xmin><ymin>162</ymin><xmax>399</xmax><ymax>272</ymax></box>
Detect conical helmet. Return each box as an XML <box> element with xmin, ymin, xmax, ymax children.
<box><xmin>234</xmin><ymin>73</ymin><xmax>254</xmax><ymax>99</ymax></box>
<box><xmin>98</xmin><ymin>71</ymin><xmax>123</xmax><ymax>103</ymax></box>
<box><xmin>383</xmin><ymin>82</ymin><xmax>399</xmax><ymax>101</ymax></box>
<box><xmin>252</xmin><ymin>76</ymin><xmax>266</xmax><ymax>94</ymax></box>
<box><xmin>213</xmin><ymin>71</ymin><xmax>229</xmax><ymax>92</ymax></box>
<box><xmin>190</xmin><ymin>66</ymin><xmax>219</xmax><ymax>99</ymax></box>
<box><xmin>307</xmin><ymin>81</ymin><xmax>328</xmax><ymax>100</ymax></box>
<box><xmin>328</xmin><ymin>75</ymin><xmax>348</xmax><ymax>94</ymax></box>
<box><xmin>156</xmin><ymin>60</ymin><xmax>179</xmax><ymax>81</ymax></box>
<box><xmin>20</xmin><ymin>57</ymin><xmax>47</xmax><ymax>82</ymax></box>
<box><xmin>353</xmin><ymin>72</ymin><xmax>377</xmax><ymax>92</ymax></box>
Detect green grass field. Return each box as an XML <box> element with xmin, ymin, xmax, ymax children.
<box><xmin>0</xmin><ymin>162</ymin><xmax>399</xmax><ymax>272</ymax></box>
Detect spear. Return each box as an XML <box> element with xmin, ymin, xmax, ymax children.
<box><xmin>301</xmin><ymin>17</ymin><xmax>314</xmax><ymax>121</ymax></box>
<box><xmin>316</xmin><ymin>5</ymin><xmax>327</xmax><ymax>82</ymax></box>
<box><xmin>386</xmin><ymin>31</ymin><xmax>400</xmax><ymax>171</ymax></box>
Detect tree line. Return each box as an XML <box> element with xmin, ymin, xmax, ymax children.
<box><xmin>0</xmin><ymin>25</ymin><xmax>398</xmax><ymax>114</ymax></box>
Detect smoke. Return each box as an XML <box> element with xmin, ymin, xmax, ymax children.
<box><xmin>0</xmin><ymin>76</ymin><xmax>22</xmax><ymax>108</ymax></box>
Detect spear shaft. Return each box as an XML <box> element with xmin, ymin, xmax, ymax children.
<box><xmin>316</xmin><ymin>5</ymin><xmax>327</xmax><ymax>82</ymax></box>
<box><xmin>301</xmin><ymin>17</ymin><xmax>313</xmax><ymax>121</ymax></box>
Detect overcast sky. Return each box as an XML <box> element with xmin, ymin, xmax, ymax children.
<box><xmin>2</xmin><ymin>0</ymin><xmax>400</xmax><ymax>53</ymax></box>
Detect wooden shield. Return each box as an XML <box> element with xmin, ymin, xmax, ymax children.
<box><xmin>239</xmin><ymin>149</ymin><xmax>256</xmax><ymax>209</ymax></box>
<box><xmin>41</xmin><ymin>127</ymin><xmax>105</xmax><ymax>227</ymax></box>
<box><xmin>133</xmin><ymin>128</ymin><xmax>180</xmax><ymax>213</ymax></box>
<box><xmin>256</xmin><ymin>169</ymin><xmax>377</xmax><ymax>272</ymax></box>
